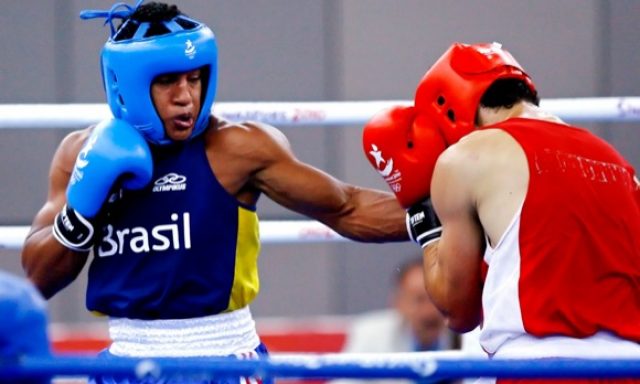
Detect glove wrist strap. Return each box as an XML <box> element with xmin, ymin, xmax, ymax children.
<box><xmin>52</xmin><ymin>204</ymin><xmax>94</xmax><ymax>252</ymax></box>
<box><xmin>406</xmin><ymin>198</ymin><xmax>442</xmax><ymax>248</ymax></box>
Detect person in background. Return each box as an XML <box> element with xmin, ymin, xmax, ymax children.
<box><xmin>330</xmin><ymin>257</ymin><xmax>456</xmax><ymax>384</ymax></box>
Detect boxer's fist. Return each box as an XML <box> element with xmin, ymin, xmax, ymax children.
<box><xmin>362</xmin><ymin>105</ymin><xmax>446</xmax><ymax>208</ymax></box>
<box><xmin>53</xmin><ymin>119</ymin><xmax>153</xmax><ymax>251</ymax></box>
<box><xmin>407</xmin><ymin>198</ymin><xmax>442</xmax><ymax>248</ymax></box>
<box><xmin>68</xmin><ymin>119</ymin><xmax>153</xmax><ymax>216</ymax></box>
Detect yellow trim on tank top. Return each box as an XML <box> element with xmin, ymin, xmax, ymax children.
<box><xmin>227</xmin><ymin>206</ymin><xmax>260</xmax><ymax>311</ymax></box>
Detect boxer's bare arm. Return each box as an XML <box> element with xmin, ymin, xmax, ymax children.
<box><xmin>22</xmin><ymin>129</ymin><xmax>91</xmax><ymax>299</ymax></box>
<box><xmin>235</xmin><ymin>122</ymin><xmax>408</xmax><ymax>242</ymax></box>
<box><xmin>423</xmin><ymin>140</ymin><xmax>485</xmax><ymax>332</ymax></box>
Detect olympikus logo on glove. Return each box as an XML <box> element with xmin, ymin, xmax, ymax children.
<box><xmin>97</xmin><ymin>212</ymin><xmax>192</xmax><ymax>257</ymax></box>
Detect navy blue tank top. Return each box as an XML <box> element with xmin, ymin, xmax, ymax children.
<box><xmin>87</xmin><ymin>135</ymin><xmax>261</xmax><ymax>320</ymax></box>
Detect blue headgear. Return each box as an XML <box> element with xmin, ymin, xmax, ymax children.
<box><xmin>81</xmin><ymin>1</ymin><xmax>218</xmax><ymax>145</ymax></box>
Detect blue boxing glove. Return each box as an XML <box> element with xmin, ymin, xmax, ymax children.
<box><xmin>0</xmin><ymin>271</ymin><xmax>50</xmax><ymax>358</ymax></box>
<box><xmin>0</xmin><ymin>271</ymin><xmax>51</xmax><ymax>384</ymax></box>
<box><xmin>52</xmin><ymin>119</ymin><xmax>153</xmax><ymax>252</ymax></box>
<box><xmin>406</xmin><ymin>198</ymin><xmax>442</xmax><ymax>249</ymax></box>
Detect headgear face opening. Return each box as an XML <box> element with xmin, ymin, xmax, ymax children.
<box><xmin>414</xmin><ymin>42</ymin><xmax>536</xmax><ymax>145</ymax></box>
<box><xmin>82</xmin><ymin>1</ymin><xmax>218</xmax><ymax>145</ymax></box>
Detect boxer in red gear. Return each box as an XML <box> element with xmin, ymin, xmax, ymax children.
<box><xmin>364</xmin><ymin>42</ymin><xmax>640</xmax><ymax>384</ymax></box>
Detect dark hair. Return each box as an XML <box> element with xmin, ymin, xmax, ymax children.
<box><xmin>479</xmin><ymin>78</ymin><xmax>540</xmax><ymax>109</ymax></box>
<box><xmin>113</xmin><ymin>2</ymin><xmax>197</xmax><ymax>41</ymax></box>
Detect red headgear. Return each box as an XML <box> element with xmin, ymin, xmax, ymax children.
<box><xmin>414</xmin><ymin>42</ymin><xmax>536</xmax><ymax>145</ymax></box>
<box><xmin>362</xmin><ymin>106</ymin><xmax>446</xmax><ymax>208</ymax></box>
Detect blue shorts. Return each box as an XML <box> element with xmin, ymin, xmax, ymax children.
<box><xmin>89</xmin><ymin>342</ymin><xmax>274</xmax><ymax>384</ymax></box>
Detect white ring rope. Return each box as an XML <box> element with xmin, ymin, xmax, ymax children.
<box><xmin>0</xmin><ymin>221</ymin><xmax>347</xmax><ymax>250</ymax></box>
<box><xmin>1</xmin><ymin>97</ymin><xmax>639</xmax><ymax>250</ymax></box>
<box><xmin>0</xmin><ymin>97</ymin><xmax>639</xmax><ymax>129</ymax></box>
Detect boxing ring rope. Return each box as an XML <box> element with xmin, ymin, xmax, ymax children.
<box><xmin>0</xmin><ymin>220</ymin><xmax>347</xmax><ymax>250</ymax></box>
<box><xmin>1</xmin><ymin>97</ymin><xmax>640</xmax><ymax>250</ymax></box>
<box><xmin>3</xmin><ymin>353</ymin><xmax>640</xmax><ymax>381</ymax></box>
<box><xmin>0</xmin><ymin>97</ymin><xmax>639</xmax><ymax>129</ymax></box>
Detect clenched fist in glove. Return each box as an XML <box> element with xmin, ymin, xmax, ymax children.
<box><xmin>406</xmin><ymin>198</ymin><xmax>442</xmax><ymax>248</ymax></box>
<box><xmin>52</xmin><ymin>119</ymin><xmax>153</xmax><ymax>252</ymax></box>
<box><xmin>362</xmin><ymin>105</ymin><xmax>446</xmax><ymax>247</ymax></box>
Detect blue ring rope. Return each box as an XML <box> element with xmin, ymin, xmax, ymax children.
<box><xmin>1</xmin><ymin>356</ymin><xmax>640</xmax><ymax>381</ymax></box>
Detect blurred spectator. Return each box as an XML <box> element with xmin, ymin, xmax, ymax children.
<box><xmin>330</xmin><ymin>257</ymin><xmax>457</xmax><ymax>384</ymax></box>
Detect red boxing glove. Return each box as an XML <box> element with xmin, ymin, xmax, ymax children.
<box><xmin>362</xmin><ymin>105</ymin><xmax>447</xmax><ymax>208</ymax></box>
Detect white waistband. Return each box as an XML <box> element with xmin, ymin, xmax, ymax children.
<box><xmin>108</xmin><ymin>306</ymin><xmax>260</xmax><ymax>357</ymax></box>
<box><xmin>492</xmin><ymin>331</ymin><xmax>640</xmax><ymax>359</ymax></box>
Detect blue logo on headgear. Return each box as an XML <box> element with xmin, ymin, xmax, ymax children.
<box><xmin>185</xmin><ymin>40</ymin><xmax>196</xmax><ymax>59</ymax></box>
<box><xmin>81</xmin><ymin>1</ymin><xmax>218</xmax><ymax>145</ymax></box>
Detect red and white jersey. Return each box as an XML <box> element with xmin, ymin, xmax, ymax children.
<box><xmin>479</xmin><ymin>118</ymin><xmax>640</xmax><ymax>358</ymax></box>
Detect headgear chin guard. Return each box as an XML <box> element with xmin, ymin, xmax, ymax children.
<box><xmin>414</xmin><ymin>42</ymin><xmax>536</xmax><ymax>145</ymax></box>
<box><xmin>81</xmin><ymin>1</ymin><xmax>218</xmax><ymax>145</ymax></box>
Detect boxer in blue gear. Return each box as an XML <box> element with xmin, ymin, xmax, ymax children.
<box><xmin>21</xmin><ymin>1</ymin><xmax>409</xmax><ymax>383</ymax></box>
<box><xmin>0</xmin><ymin>271</ymin><xmax>51</xmax><ymax>384</ymax></box>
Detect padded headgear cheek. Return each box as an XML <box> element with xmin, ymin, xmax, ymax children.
<box><xmin>362</xmin><ymin>106</ymin><xmax>446</xmax><ymax>208</ymax></box>
<box><xmin>415</xmin><ymin>42</ymin><xmax>536</xmax><ymax>146</ymax></box>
